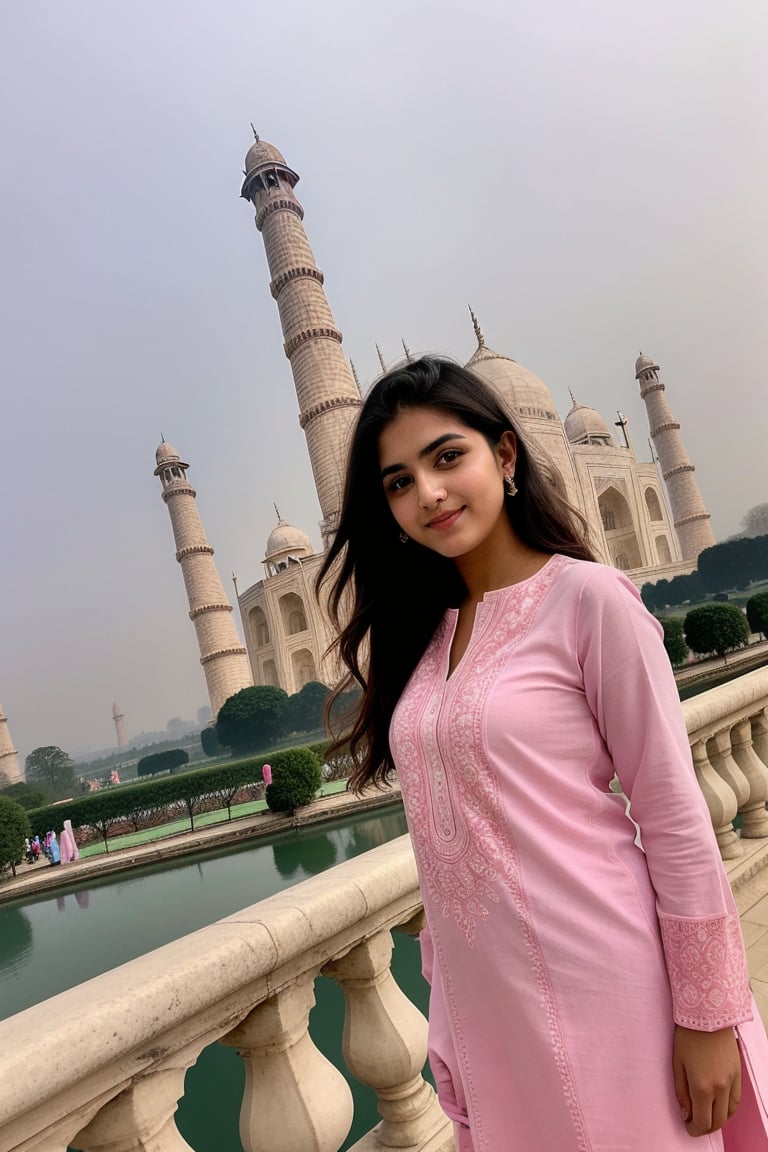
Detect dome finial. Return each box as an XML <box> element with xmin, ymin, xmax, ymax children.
<box><xmin>402</xmin><ymin>338</ymin><xmax>413</xmax><ymax>362</ymax></box>
<box><xmin>274</xmin><ymin>502</ymin><xmax>286</xmax><ymax>526</ymax></box>
<box><xmin>376</xmin><ymin>343</ymin><xmax>387</xmax><ymax>373</ymax></box>
<box><xmin>350</xmin><ymin>359</ymin><xmax>361</xmax><ymax>389</ymax></box>
<box><xmin>468</xmin><ymin>305</ymin><xmax>485</xmax><ymax>348</ymax></box>
<box><xmin>568</xmin><ymin>388</ymin><xmax>577</xmax><ymax>406</ymax></box>
<box><xmin>250</xmin><ymin>123</ymin><xmax>260</xmax><ymax>142</ymax></box>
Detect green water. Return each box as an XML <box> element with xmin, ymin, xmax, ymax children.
<box><xmin>0</xmin><ymin>806</ymin><xmax>426</xmax><ymax>1151</ymax></box>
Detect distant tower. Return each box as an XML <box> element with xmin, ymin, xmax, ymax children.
<box><xmin>112</xmin><ymin>702</ymin><xmax>127</xmax><ymax>748</ymax></box>
<box><xmin>241</xmin><ymin>131</ymin><xmax>362</xmax><ymax>546</ymax></box>
<box><xmin>154</xmin><ymin>441</ymin><xmax>253</xmax><ymax>718</ymax></box>
<box><xmin>636</xmin><ymin>353</ymin><xmax>716</xmax><ymax>561</ymax></box>
<box><xmin>0</xmin><ymin>704</ymin><xmax>23</xmax><ymax>785</ymax></box>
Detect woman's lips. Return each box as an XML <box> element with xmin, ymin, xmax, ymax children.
<box><xmin>427</xmin><ymin>508</ymin><xmax>464</xmax><ymax>531</ymax></box>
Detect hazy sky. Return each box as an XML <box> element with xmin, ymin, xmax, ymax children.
<box><xmin>1</xmin><ymin>0</ymin><xmax>766</xmax><ymax>758</ymax></box>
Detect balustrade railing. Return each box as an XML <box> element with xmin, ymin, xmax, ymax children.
<box><xmin>682</xmin><ymin>666</ymin><xmax>768</xmax><ymax>874</ymax></box>
<box><xmin>3</xmin><ymin>669</ymin><xmax>768</xmax><ymax>1152</ymax></box>
<box><xmin>0</xmin><ymin>837</ymin><xmax>452</xmax><ymax>1152</ymax></box>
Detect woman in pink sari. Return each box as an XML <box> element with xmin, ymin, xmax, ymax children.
<box><xmin>59</xmin><ymin>819</ymin><xmax>79</xmax><ymax>864</ymax></box>
<box><xmin>318</xmin><ymin>357</ymin><xmax>768</xmax><ymax>1150</ymax></box>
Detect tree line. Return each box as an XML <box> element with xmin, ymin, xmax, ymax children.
<box><xmin>0</xmin><ymin>744</ymin><xmax>337</xmax><ymax>873</ymax></box>
<box><xmin>642</xmin><ymin>534</ymin><xmax>768</xmax><ymax>613</ymax></box>
<box><xmin>660</xmin><ymin>593</ymin><xmax>768</xmax><ymax>668</ymax></box>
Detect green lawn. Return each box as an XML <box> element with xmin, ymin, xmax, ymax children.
<box><xmin>655</xmin><ymin>579</ymin><xmax>768</xmax><ymax>620</ymax></box>
<box><xmin>78</xmin><ymin>778</ymin><xmax>350</xmax><ymax>857</ymax></box>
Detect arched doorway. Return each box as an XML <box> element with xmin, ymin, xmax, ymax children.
<box><xmin>598</xmin><ymin>487</ymin><xmax>642</xmax><ymax>570</ymax></box>
<box><xmin>655</xmin><ymin>535</ymin><xmax>672</xmax><ymax>565</ymax></box>
<box><xmin>292</xmin><ymin>648</ymin><xmax>316</xmax><ymax>688</ymax></box>
<box><xmin>279</xmin><ymin>592</ymin><xmax>307</xmax><ymax>636</ymax></box>
<box><xmin>248</xmin><ymin>606</ymin><xmax>270</xmax><ymax>648</ymax></box>
<box><xmin>644</xmin><ymin>487</ymin><xmax>664</xmax><ymax>522</ymax></box>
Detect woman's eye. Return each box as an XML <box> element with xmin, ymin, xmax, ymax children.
<box><xmin>387</xmin><ymin>475</ymin><xmax>411</xmax><ymax>493</ymax></box>
<box><xmin>438</xmin><ymin>449</ymin><xmax>462</xmax><ymax>465</ymax></box>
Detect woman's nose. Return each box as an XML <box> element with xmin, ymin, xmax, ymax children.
<box><xmin>417</xmin><ymin>478</ymin><xmax>447</xmax><ymax>508</ymax></box>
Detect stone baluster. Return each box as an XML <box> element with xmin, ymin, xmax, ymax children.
<box><xmin>752</xmin><ymin>709</ymin><xmax>768</xmax><ymax>770</ymax></box>
<box><xmin>324</xmin><ymin>929</ymin><xmax>449</xmax><ymax>1150</ymax></box>
<box><xmin>222</xmin><ymin>974</ymin><xmax>353</xmax><ymax>1152</ymax></box>
<box><xmin>707</xmin><ymin>730</ymin><xmax>751</xmax><ymax>849</ymax></box>
<box><xmin>73</xmin><ymin>1068</ymin><xmax>195</xmax><ymax>1152</ymax></box>
<box><xmin>691</xmin><ymin>738</ymin><xmax>741</xmax><ymax>859</ymax></box>
<box><xmin>730</xmin><ymin>718</ymin><xmax>768</xmax><ymax>838</ymax></box>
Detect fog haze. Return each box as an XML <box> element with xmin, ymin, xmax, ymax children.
<box><xmin>1</xmin><ymin>0</ymin><xmax>766</xmax><ymax>758</ymax></box>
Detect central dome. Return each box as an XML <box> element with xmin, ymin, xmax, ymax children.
<box><xmin>466</xmin><ymin>342</ymin><xmax>560</xmax><ymax>423</ymax></box>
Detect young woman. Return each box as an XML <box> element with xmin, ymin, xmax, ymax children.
<box><xmin>318</xmin><ymin>356</ymin><xmax>767</xmax><ymax>1151</ymax></box>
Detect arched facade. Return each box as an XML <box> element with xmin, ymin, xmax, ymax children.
<box><xmin>280</xmin><ymin>592</ymin><xmax>308</xmax><ymax>637</ymax></box>
<box><xmin>249</xmin><ymin>606</ymin><xmax>270</xmax><ymax>648</ymax></box>
<box><xmin>598</xmin><ymin>486</ymin><xmax>642</xmax><ymax>570</ymax></box>
<box><xmin>237</xmin><ymin>516</ymin><xmax>338</xmax><ymax>695</ymax></box>
<box><xmin>656</xmin><ymin>535</ymin><xmax>672</xmax><ymax>565</ymax></box>
<box><xmin>292</xmin><ymin>648</ymin><xmax>316</xmax><ymax>687</ymax></box>
<box><xmin>645</xmin><ymin>487</ymin><xmax>664</xmax><ymax>522</ymax></box>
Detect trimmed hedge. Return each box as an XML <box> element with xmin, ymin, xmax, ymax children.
<box><xmin>27</xmin><ymin>754</ymin><xmax>276</xmax><ymax>850</ymax></box>
<box><xmin>265</xmin><ymin>748</ymin><xmax>323</xmax><ymax>814</ymax></box>
<box><xmin>137</xmin><ymin>748</ymin><xmax>189</xmax><ymax>777</ymax></box>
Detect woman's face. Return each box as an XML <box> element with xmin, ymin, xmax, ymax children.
<box><xmin>378</xmin><ymin>406</ymin><xmax>516</xmax><ymax>560</ymax></box>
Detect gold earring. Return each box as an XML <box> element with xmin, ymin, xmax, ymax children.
<box><xmin>504</xmin><ymin>474</ymin><xmax>518</xmax><ymax>497</ymax></box>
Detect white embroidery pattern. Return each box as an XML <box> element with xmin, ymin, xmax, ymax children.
<box><xmin>659</xmin><ymin>913</ymin><xmax>752</xmax><ymax>1029</ymax></box>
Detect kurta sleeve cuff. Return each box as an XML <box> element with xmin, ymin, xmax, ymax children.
<box><xmin>659</xmin><ymin>911</ymin><xmax>753</xmax><ymax>1031</ymax></box>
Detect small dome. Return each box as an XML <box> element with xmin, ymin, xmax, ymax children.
<box><xmin>244</xmin><ymin>137</ymin><xmax>287</xmax><ymax>175</ymax></box>
<box><xmin>564</xmin><ymin>403</ymin><xmax>615</xmax><ymax>446</ymax></box>
<box><xmin>265</xmin><ymin>520</ymin><xmax>313</xmax><ymax>561</ymax></box>
<box><xmin>155</xmin><ymin>441</ymin><xmax>181</xmax><ymax>466</ymax></box>
<box><xmin>635</xmin><ymin>352</ymin><xmax>658</xmax><ymax>378</ymax></box>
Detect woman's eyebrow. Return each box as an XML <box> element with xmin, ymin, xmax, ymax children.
<box><xmin>380</xmin><ymin>433</ymin><xmax>467</xmax><ymax>480</ymax></box>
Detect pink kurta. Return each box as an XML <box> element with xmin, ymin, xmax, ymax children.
<box><xmin>390</xmin><ymin>555</ymin><xmax>768</xmax><ymax>1151</ymax></box>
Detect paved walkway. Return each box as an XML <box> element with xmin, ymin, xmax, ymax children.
<box><xmin>675</xmin><ymin>640</ymin><xmax>768</xmax><ymax>688</ymax></box>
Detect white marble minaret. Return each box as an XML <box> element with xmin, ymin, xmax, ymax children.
<box><xmin>0</xmin><ymin>704</ymin><xmax>22</xmax><ymax>785</ymax></box>
<box><xmin>155</xmin><ymin>441</ymin><xmax>253</xmax><ymax>718</ymax></box>
<box><xmin>636</xmin><ymin>353</ymin><xmax>716</xmax><ymax>562</ymax></box>
<box><xmin>241</xmin><ymin>130</ymin><xmax>362</xmax><ymax>546</ymax></box>
<box><xmin>112</xmin><ymin>702</ymin><xmax>127</xmax><ymax>748</ymax></box>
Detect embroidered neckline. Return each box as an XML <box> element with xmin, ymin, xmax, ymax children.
<box><xmin>441</xmin><ymin>553</ymin><xmax>570</xmax><ymax>683</ymax></box>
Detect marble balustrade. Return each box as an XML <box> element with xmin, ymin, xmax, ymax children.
<box><xmin>3</xmin><ymin>668</ymin><xmax>768</xmax><ymax>1152</ymax></box>
<box><xmin>682</xmin><ymin>667</ymin><xmax>768</xmax><ymax>874</ymax></box>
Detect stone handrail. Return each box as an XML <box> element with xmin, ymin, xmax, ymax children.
<box><xmin>3</xmin><ymin>671</ymin><xmax>768</xmax><ymax>1152</ymax></box>
<box><xmin>681</xmin><ymin>666</ymin><xmax>768</xmax><ymax>864</ymax></box>
<box><xmin>0</xmin><ymin>836</ymin><xmax>453</xmax><ymax>1152</ymax></box>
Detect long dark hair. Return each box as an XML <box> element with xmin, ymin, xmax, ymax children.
<box><xmin>317</xmin><ymin>356</ymin><xmax>595</xmax><ymax>792</ymax></box>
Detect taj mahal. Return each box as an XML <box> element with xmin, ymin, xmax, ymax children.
<box><xmin>154</xmin><ymin>131</ymin><xmax>717</xmax><ymax>717</ymax></box>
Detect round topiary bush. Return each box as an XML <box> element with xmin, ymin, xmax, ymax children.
<box><xmin>265</xmin><ymin>748</ymin><xmax>322</xmax><ymax>814</ymax></box>
<box><xmin>746</xmin><ymin>591</ymin><xmax>768</xmax><ymax>639</ymax></box>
